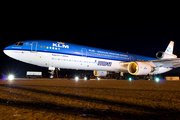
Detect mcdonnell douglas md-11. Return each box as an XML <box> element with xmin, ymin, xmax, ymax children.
<box><xmin>3</xmin><ymin>40</ymin><xmax>180</xmax><ymax>79</ymax></box>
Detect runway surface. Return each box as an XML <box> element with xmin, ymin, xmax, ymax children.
<box><xmin>0</xmin><ymin>79</ymin><xmax>179</xmax><ymax>120</ymax></box>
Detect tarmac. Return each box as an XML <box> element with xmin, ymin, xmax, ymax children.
<box><xmin>0</xmin><ymin>78</ymin><xmax>180</xmax><ymax>120</ymax></box>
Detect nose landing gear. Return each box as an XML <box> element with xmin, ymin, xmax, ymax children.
<box><xmin>49</xmin><ymin>67</ymin><xmax>60</xmax><ymax>79</ymax></box>
<box><xmin>49</xmin><ymin>67</ymin><xmax>55</xmax><ymax>79</ymax></box>
<box><xmin>49</xmin><ymin>70</ymin><xmax>54</xmax><ymax>79</ymax></box>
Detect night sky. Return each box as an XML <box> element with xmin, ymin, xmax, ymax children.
<box><xmin>1</xmin><ymin>17</ymin><xmax>180</xmax><ymax>77</ymax></box>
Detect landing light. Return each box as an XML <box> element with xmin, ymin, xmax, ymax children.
<box><xmin>8</xmin><ymin>74</ymin><xmax>14</xmax><ymax>81</ymax></box>
<box><xmin>75</xmin><ymin>76</ymin><xmax>79</xmax><ymax>81</ymax></box>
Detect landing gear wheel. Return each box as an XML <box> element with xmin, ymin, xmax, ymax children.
<box><xmin>144</xmin><ymin>75</ymin><xmax>154</xmax><ymax>80</ymax></box>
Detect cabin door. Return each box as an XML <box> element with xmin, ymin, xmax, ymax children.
<box><xmin>130</xmin><ymin>56</ymin><xmax>134</xmax><ymax>61</ymax></box>
<box><xmin>31</xmin><ymin>42</ymin><xmax>37</xmax><ymax>52</ymax></box>
<box><xmin>82</xmin><ymin>48</ymin><xmax>87</xmax><ymax>57</ymax></box>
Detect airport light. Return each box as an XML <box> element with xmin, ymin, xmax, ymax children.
<box><xmin>84</xmin><ymin>77</ymin><xmax>87</xmax><ymax>81</ymax></box>
<box><xmin>128</xmin><ymin>77</ymin><xmax>132</xmax><ymax>81</ymax></box>
<box><xmin>155</xmin><ymin>77</ymin><xmax>160</xmax><ymax>82</ymax></box>
<box><xmin>8</xmin><ymin>74</ymin><xmax>14</xmax><ymax>81</ymax></box>
<box><xmin>75</xmin><ymin>76</ymin><xmax>79</xmax><ymax>81</ymax></box>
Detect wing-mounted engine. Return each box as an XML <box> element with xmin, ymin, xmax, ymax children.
<box><xmin>93</xmin><ymin>70</ymin><xmax>107</xmax><ymax>77</ymax></box>
<box><xmin>128</xmin><ymin>62</ymin><xmax>154</xmax><ymax>75</ymax></box>
<box><xmin>156</xmin><ymin>51</ymin><xmax>177</xmax><ymax>59</ymax></box>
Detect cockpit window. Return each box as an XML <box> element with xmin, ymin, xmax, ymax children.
<box><xmin>14</xmin><ymin>42</ymin><xmax>24</xmax><ymax>46</ymax></box>
<box><xmin>14</xmin><ymin>42</ymin><xmax>19</xmax><ymax>45</ymax></box>
<box><xmin>19</xmin><ymin>42</ymin><xmax>24</xmax><ymax>46</ymax></box>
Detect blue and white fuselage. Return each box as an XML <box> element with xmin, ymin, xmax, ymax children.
<box><xmin>4</xmin><ymin>40</ymin><xmax>179</xmax><ymax>77</ymax></box>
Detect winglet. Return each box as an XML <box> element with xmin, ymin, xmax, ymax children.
<box><xmin>165</xmin><ymin>41</ymin><xmax>174</xmax><ymax>54</ymax></box>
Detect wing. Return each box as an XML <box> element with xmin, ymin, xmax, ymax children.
<box><xmin>151</xmin><ymin>58</ymin><xmax>180</xmax><ymax>68</ymax></box>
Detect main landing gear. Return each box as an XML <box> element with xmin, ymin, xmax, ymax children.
<box><xmin>144</xmin><ymin>74</ymin><xmax>161</xmax><ymax>81</ymax></box>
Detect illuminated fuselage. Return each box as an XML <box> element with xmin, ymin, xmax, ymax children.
<box><xmin>3</xmin><ymin>40</ymin><xmax>160</xmax><ymax>74</ymax></box>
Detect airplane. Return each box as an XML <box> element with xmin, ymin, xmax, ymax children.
<box><xmin>3</xmin><ymin>40</ymin><xmax>180</xmax><ymax>79</ymax></box>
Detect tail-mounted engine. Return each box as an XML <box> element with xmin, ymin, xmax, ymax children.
<box><xmin>156</xmin><ymin>51</ymin><xmax>177</xmax><ymax>59</ymax></box>
<box><xmin>128</xmin><ymin>62</ymin><xmax>153</xmax><ymax>75</ymax></box>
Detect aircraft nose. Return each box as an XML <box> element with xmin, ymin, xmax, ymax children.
<box><xmin>3</xmin><ymin>46</ymin><xmax>11</xmax><ymax>56</ymax></box>
<box><xmin>3</xmin><ymin>47</ymin><xmax>8</xmax><ymax>56</ymax></box>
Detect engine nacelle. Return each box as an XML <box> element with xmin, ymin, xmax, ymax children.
<box><xmin>128</xmin><ymin>62</ymin><xmax>153</xmax><ymax>75</ymax></box>
<box><xmin>156</xmin><ymin>51</ymin><xmax>177</xmax><ymax>59</ymax></box>
<box><xmin>93</xmin><ymin>70</ymin><xmax>107</xmax><ymax>77</ymax></box>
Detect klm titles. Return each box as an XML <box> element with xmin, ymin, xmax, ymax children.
<box><xmin>53</xmin><ymin>42</ymin><xmax>69</xmax><ymax>49</ymax></box>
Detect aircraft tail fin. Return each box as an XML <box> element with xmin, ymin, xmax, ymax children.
<box><xmin>165</xmin><ymin>41</ymin><xmax>174</xmax><ymax>54</ymax></box>
<box><xmin>156</xmin><ymin>41</ymin><xmax>177</xmax><ymax>59</ymax></box>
